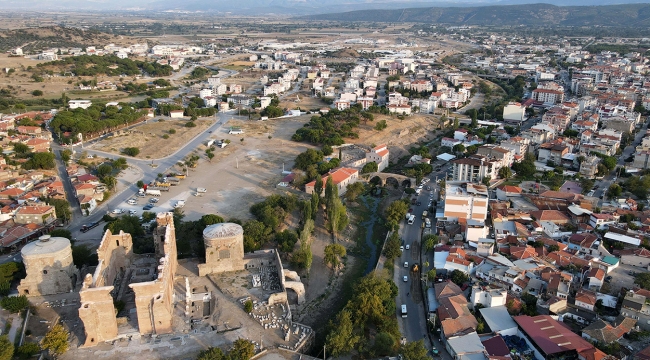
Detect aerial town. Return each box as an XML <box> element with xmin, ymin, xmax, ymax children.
<box><xmin>4</xmin><ymin>3</ymin><xmax>650</xmax><ymax>360</ymax></box>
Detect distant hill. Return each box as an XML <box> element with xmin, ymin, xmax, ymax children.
<box><xmin>301</xmin><ymin>3</ymin><xmax>650</xmax><ymax>27</ymax></box>
<box><xmin>0</xmin><ymin>26</ymin><xmax>134</xmax><ymax>54</ymax></box>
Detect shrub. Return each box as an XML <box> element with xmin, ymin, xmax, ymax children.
<box><xmin>168</xmin><ymin>129</ymin><xmax>176</xmax><ymax>134</ymax></box>
<box><xmin>244</xmin><ymin>300</ymin><xmax>253</xmax><ymax>313</ymax></box>
<box><xmin>31</xmin><ymin>90</ymin><xmax>43</xmax><ymax>96</ymax></box>
<box><xmin>122</xmin><ymin>147</ymin><xmax>140</xmax><ymax>157</ymax></box>
<box><xmin>185</xmin><ymin>121</ymin><xmax>196</xmax><ymax>128</ymax></box>
<box><xmin>162</xmin><ymin>134</ymin><xmax>169</xmax><ymax>139</ymax></box>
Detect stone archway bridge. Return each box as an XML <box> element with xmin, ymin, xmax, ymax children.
<box><xmin>364</xmin><ymin>172</ymin><xmax>416</xmax><ymax>188</ymax></box>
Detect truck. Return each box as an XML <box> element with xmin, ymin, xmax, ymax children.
<box><xmin>148</xmin><ymin>186</ymin><xmax>169</xmax><ymax>192</ymax></box>
<box><xmin>175</xmin><ymin>174</ymin><xmax>186</xmax><ymax>180</ymax></box>
<box><xmin>174</xmin><ymin>200</ymin><xmax>185</xmax><ymax>208</ymax></box>
<box><xmin>228</xmin><ymin>127</ymin><xmax>244</xmax><ymax>135</ymax></box>
<box><xmin>401</xmin><ymin>304</ymin><xmax>407</xmax><ymax>318</ymax></box>
<box><xmin>80</xmin><ymin>221</ymin><xmax>101</xmax><ymax>233</ymax></box>
<box><xmin>422</xmin><ymin>210</ymin><xmax>428</xmax><ymax>220</ymax></box>
<box><xmin>167</xmin><ymin>178</ymin><xmax>180</xmax><ymax>186</ymax></box>
<box><xmin>146</xmin><ymin>189</ymin><xmax>161</xmax><ymax>197</ymax></box>
<box><xmin>216</xmin><ymin>139</ymin><xmax>228</xmax><ymax>148</ymax></box>
<box><xmin>154</xmin><ymin>181</ymin><xmax>171</xmax><ymax>188</ymax></box>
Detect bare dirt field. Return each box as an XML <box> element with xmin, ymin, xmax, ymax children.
<box><xmin>349</xmin><ymin>114</ymin><xmax>443</xmax><ymax>160</ymax></box>
<box><xmin>279</xmin><ymin>90</ymin><xmax>328</xmax><ymax>111</ymax></box>
<box><xmin>92</xmin><ymin>118</ymin><xmax>214</xmax><ymax>159</ymax></box>
<box><xmin>129</xmin><ymin>115</ymin><xmax>316</xmax><ymax>222</ymax></box>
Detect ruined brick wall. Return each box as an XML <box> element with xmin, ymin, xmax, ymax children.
<box><xmin>78</xmin><ymin>280</ymin><xmax>118</xmax><ymax>346</ymax></box>
<box><xmin>78</xmin><ymin>230</ymin><xmax>134</xmax><ymax>347</ymax></box>
<box><xmin>94</xmin><ymin>230</ymin><xmax>134</xmax><ymax>287</ymax></box>
<box><xmin>129</xmin><ymin>212</ymin><xmax>177</xmax><ymax>335</ymax></box>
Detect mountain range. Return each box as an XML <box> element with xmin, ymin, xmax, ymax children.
<box><xmin>301</xmin><ymin>3</ymin><xmax>650</xmax><ymax>26</ymax></box>
<box><xmin>3</xmin><ymin>0</ymin><xmax>650</xmax><ymax>16</ymax></box>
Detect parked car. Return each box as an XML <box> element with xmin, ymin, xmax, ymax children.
<box><xmin>403</xmin><ymin>276</ymin><xmax>408</xmax><ymax>282</ymax></box>
<box><xmin>112</xmin><ymin>208</ymin><xmax>123</xmax><ymax>214</ymax></box>
<box><xmin>129</xmin><ymin>210</ymin><xmax>137</xmax><ymax>215</ymax></box>
<box><xmin>406</xmin><ymin>244</ymin><xmax>410</xmax><ymax>250</ymax></box>
<box><xmin>143</xmin><ymin>204</ymin><xmax>154</xmax><ymax>210</ymax></box>
<box><xmin>416</xmin><ymin>201</ymin><xmax>421</xmax><ymax>206</ymax></box>
<box><xmin>400</xmin><ymin>246</ymin><xmax>404</xmax><ymax>252</ymax></box>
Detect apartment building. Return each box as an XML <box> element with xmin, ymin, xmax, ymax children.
<box><xmin>450</xmin><ymin>155</ymin><xmax>499</xmax><ymax>183</ymax></box>
<box><xmin>443</xmin><ymin>183</ymin><xmax>489</xmax><ymax>222</ymax></box>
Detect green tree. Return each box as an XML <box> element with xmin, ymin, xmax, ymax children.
<box><xmin>196</xmin><ymin>347</ymin><xmax>228</xmax><ymax>360</ymax></box>
<box><xmin>13</xmin><ymin>142</ymin><xmax>30</xmax><ymax>155</ymax></box>
<box><xmin>72</xmin><ymin>245</ymin><xmax>98</xmax><ymax>268</ymax></box>
<box><xmin>450</xmin><ymin>270</ymin><xmax>469</xmax><ymax>286</ymax></box>
<box><xmin>422</xmin><ymin>234</ymin><xmax>438</xmax><ymax>252</ymax></box>
<box><xmin>606</xmin><ymin>184</ymin><xmax>622</xmax><ymax>199</ymax></box>
<box><xmin>324</xmin><ymin>243</ymin><xmax>347</xmax><ymax>269</ymax></box>
<box><xmin>373</xmin><ymin>332</ymin><xmax>396</xmax><ymax>356</ymax></box>
<box><xmin>453</xmin><ymin>144</ymin><xmax>465</xmax><ymax>153</ymax></box>
<box><xmin>46</xmin><ymin>199</ymin><xmax>71</xmax><ymax>223</ymax></box>
<box><xmin>229</xmin><ymin>339</ymin><xmax>255</xmax><ymax>360</ymax></box>
<box><xmin>401</xmin><ymin>340</ymin><xmax>428</xmax><ymax>360</ymax></box>
<box><xmin>344</xmin><ymin>182</ymin><xmax>365</xmax><ymax>202</ymax></box>
<box><xmin>361</xmin><ymin>162</ymin><xmax>378</xmax><ymax>174</ymax></box>
<box><xmin>374</xmin><ymin>120</ymin><xmax>387</xmax><ymax>131</ymax></box>
<box><xmin>325</xmin><ymin>309</ymin><xmax>360</xmax><ymax>357</ymax></box>
<box><xmin>1</xmin><ymin>295</ymin><xmax>29</xmax><ymax>313</ymax></box>
<box><xmin>0</xmin><ymin>262</ymin><xmax>21</xmax><ymax>282</ymax></box>
<box><xmin>16</xmin><ymin>342</ymin><xmax>40</xmax><ymax>359</ymax></box>
<box><xmin>385</xmin><ymin>199</ymin><xmax>409</xmax><ymax>231</ymax></box>
<box><xmin>200</xmin><ymin>214</ymin><xmax>224</xmax><ymax>227</ymax></box>
<box><xmin>24</xmin><ymin>152</ymin><xmax>55</xmax><ymax>170</ymax></box>
<box><xmin>635</xmin><ymin>273</ymin><xmax>650</xmax><ymax>290</ymax></box>
<box><xmin>0</xmin><ymin>335</ymin><xmax>14</xmax><ymax>360</ymax></box>
<box><xmin>427</xmin><ymin>268</ymin><xmax>437</xmax><ymax>281</ymax></box>
<box><xmin>498</xmin><ymin>167</ymin><xmax>512</xmax><ymax>179</ymax></box>
<box><xmin>41</xmin><ymin>324</ymin><xmax>69</xmax><ymax>357</ymax></box>
<box><xmin>244</xmin><ymin>300</ymin><xmax>253</xmax><ymax>313</ymax></box>
<box><xmin>105</xmin><ymin>215</ymin><xmax>144</xmax><ymax>238</ymax></box>
<box><xmin>383</xmin><ymin>232</ymin><xmax>402</xmax><ymax>260</ymax></box>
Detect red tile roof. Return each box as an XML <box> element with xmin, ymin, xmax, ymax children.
<box><xmin>514</xmin><ymin>315</ymin><xmax>594</xmax><ymax>355</ymax></box>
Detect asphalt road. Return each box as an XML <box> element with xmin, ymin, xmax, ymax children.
<box><xmin>53</xmin><ymin>67</ymin><xmax>241</xmax><ymax>241</ymax></box>
<box><xmin>593</xmin><ymin>121</ymin><xmax>648</xmax><ymax>201</ymax></box>
<box><xmin>395</xmin><ymin>164</ymin><xmax>450</xmax><ymax>356</ymax></box>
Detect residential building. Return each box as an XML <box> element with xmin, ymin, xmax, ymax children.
<box><xmin>470</xmin><ymin>286</ymin><xmax>507</xmax><ymax>308</ymax></box>
<box><xmin>443</xmin><ymin>183</ymin><xmax>489</xmax><ymax>222</ymax></box>
<box><xmin>619</xmin><ymin>248</ymin><xmax>650</xmax><ymax>268</ymax></box>
<box><xmin>14</xmin><ymin>205</ymin><xmax>56</xmax><ymax>225</ymax></box>
<box><xmin>476</xmin><ymin>145</ymin><xmax>514</xmax><ymax>168</ymax></box>
<box><xmin>69</xmin><ymin>100</ymin><xmax>92</xmax><ymax>109</ymax></box>
<box><xmin>365</xmin><ymin>144</ymin><xmax>389</xmax><ymax>172</ymax></box>
<box><xmin>514</xmin><ymin>315</ymin><xmax>601</xmax><ymax>360</ymax></box>
<box><xmin>450</xmin><ymin>155</ymin><xmax>499</xmax><ymax>183</ymax></box>
<box><xmin>579</xmin><ymin>155</ymin><xmax>600</xmax><ymax>178</ymax></box>
<box><xmin>305</xmin><ymin>168</ymin><xmax>358</xmax><ymax>196</ymax></box>
<box><xmin>531</xmin><ymin>88</ymin><xmax>564</xmax><ymax>104</ymax></box>
<box><xmin>503</xmin><ymin>102</ymin><xmax>526</xmax><ymax>123</ymax></box>
<box><xmin>581</xmin><ymin>316</ymin><xmax>636</xmax><ymax>344</ymax></box>
<box><xmin>622</xmin><ymin>291</ymin><xmax>650</xmax><ymax>330</ymax></box>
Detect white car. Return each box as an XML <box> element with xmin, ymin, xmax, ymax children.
<box><xmin>112</xmin><ymin>209</ymin><xmax>123</xmax><ymax>214</ymax></box>
<box><xmin>403</xmin><ymin>276</ymin><xmax>408</xmax><ymax>282</ymax></box>
<box><xmin>400</xmin><ymin>246</ymin><xmax>404</xmax><ymax>252</ymax></box>
<box><xmin>404</xmin><ymin>262</ymin><xmax>409</xmax><ymax>268</ymax></box>
<box><xmin>127</xmin><ymin>199</ymin><xmax>137</xmax><ymax>205</ymax></box>
<box><xmin>129</xmin><ymin>210</ymin><xmax>137</xmax><ymax>215</ymax></box>
<box><xmin>406</xmin><ymin>244</ymin><xmax>410</xmax><ymax>250</ymax></box>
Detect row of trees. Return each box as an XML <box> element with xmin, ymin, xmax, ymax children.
<box><xmin>50</xmin><ymin>105</ymin><xmax>147</xmax><ymax>141</ymax></box>
<box><xmin>37</xmin><ymin>54</ymin><xmax>173</xmax><ymax>77</ymax></box>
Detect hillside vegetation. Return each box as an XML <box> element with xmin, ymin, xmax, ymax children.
<box><xmin>303</xmin><ymin>3</ymin><xmax>650</xmax><ymax>27</ymax></box>
<box><xmin>0</xmin><ymin>26</ymin><xmax>134</xmax><ymax>53</ymax></box>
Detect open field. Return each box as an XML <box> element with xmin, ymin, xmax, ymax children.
<box><xmin>92</xmin><ymin>118</ymin><xmax>215</xmax><ymax>159</ymax></box>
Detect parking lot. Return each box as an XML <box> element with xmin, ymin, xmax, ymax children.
<box><xmin>606</xmin><ymin>263</ymin><xmax>646</xmax><ymax>294</ymax></box>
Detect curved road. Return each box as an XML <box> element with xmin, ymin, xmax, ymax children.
<box><xmin>54</xmin><ymin>67</ymin><xmax>241</xmax><ymax>241</ymax></box>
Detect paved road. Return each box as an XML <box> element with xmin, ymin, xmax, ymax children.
<box><xmin>395</xmin><ymin>164</ymin><xmax>451</xmax><ymax>356</ymax></box>
<box><xmin>593</xmin><ymin>121</ymin><xmax>647</xmax><ymax>200</ymax></box>
<box><xmin>53</xmin><ymin>66</ymin><xmax>243</xmax><ymax>241</ymax></box>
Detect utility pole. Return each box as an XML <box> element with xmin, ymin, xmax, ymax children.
<box><xmin>323</xmin><ymin>345</ymin><xmax>326</xmax><ymax>360</ymax></box>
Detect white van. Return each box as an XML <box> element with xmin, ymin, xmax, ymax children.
<box><xmin>407</xmin><ymin>215</ymin><xmax>415</xmax><ymax>225</ymax></box>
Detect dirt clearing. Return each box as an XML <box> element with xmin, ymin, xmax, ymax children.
<box><xmin>92</xmin><ymin>118</ymin><xmax>214</xmax><ymax>159</ymax></box>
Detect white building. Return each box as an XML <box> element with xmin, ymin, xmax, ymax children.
<box><xmin>366</xmin><ymin>144</ymin><xmax>389</xmax><ymax>172</ymax></box>
<box><xmin>260</xmin><ymin>97</ymin><xmax>272</xmax><ymax>110</ymax></box>
<box><xmin>443</xmin><ymin>183</ymin><xmax>489</xmax><ymax>222</ymax></box>
<box><xmin>69</xmin><ymin>100</ymin><xmax>92</xmax><ymax>109</ymax></box>
<box><xmin>450</xmin><ymin>155</ymin><xmax>499</xmax><ymax>183</ymax></box>
<box><xmin>503</xmin><ymin>102</ymin><xmax>526</xmax><ymax>123</ymax></box>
